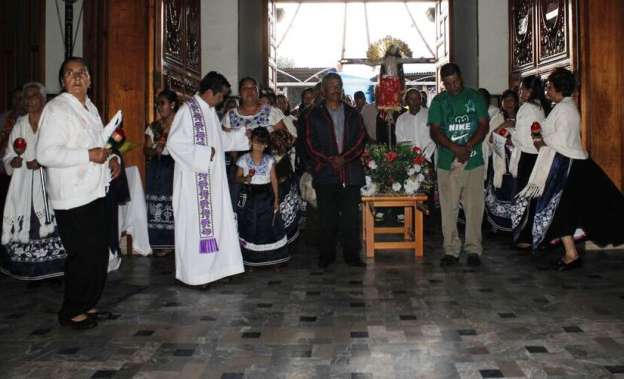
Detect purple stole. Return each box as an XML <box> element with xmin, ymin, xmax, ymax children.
<box><xmin>188</xmin><ymin>97</ymin><xmax>219</xmax><ymax>253</ymax></box>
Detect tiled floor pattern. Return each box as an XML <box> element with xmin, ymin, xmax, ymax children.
<box><xmin>2</xmin><ymin>217</ymin><xmax>624</xmax><ymax>378</ymax></box>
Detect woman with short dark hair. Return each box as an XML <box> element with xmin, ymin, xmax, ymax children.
<box><xmin>36</xmin><ymin>57</ymin><xmax>121</xmax><ymax>329</ymax></box>
<box><xmin>513</xmin><ymin>68</ymin><xmax>624</xmax><ymax>270</ymax></box>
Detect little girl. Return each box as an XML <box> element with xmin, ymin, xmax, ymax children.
<box><xmin>235</xmin><ymin>127</ymin><xmax>289</xmax><ymax>268</ymax></box>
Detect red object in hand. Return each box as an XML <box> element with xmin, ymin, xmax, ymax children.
<box><xmin>498</xmin><ymin>128</ymin><xmax>509</xmax><ymax>137</ymax></box>
<box><xmin>530</xmin><ymin>121</ymin><xmax>542</xmax><ymax>138</ymax></box>
<box><xmin>13</xmin><ymin>138</ymin><xmax>27</xmax><ymax>156</ymax></box>
<box><xmin>248</xmin><ymin>168</ymin><xmax>256</xmax><ymax>177</ymax></box>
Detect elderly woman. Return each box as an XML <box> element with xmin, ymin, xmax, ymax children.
<box><xmin>512</xmin><ymin>68</ymin><xmax>624</xmax><ymax>270</ymax></box>
<box><xmin>223</xmin><ymin>77</ymin><xmax>303</xmax><ymax>253</ymax></box>
<box><xmin>0</xmin><ymin>82</ymin><xmax>66</xmax><ymax>280</ymax></box>
<box><xmin>36</xmin><ymin>57</ymin><xmax>121</xmax><ymax>329</ymax></box>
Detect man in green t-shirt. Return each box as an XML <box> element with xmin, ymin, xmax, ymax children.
<box><xmin>428</xmin><ymin>63</ymin><xmax>489</xmax><ymax>267</ymax></box>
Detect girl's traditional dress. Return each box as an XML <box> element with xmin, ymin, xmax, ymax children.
<box><xmin>511</xmin><ymin>97</ymin><xmax>624</xmax><ymax>250</ymax></box>
<box><xmin>0</xmin><ymin>115</ymin><xmax>65</xmax><ymax>280</ymax></box>
<box><xmin>484</xmin><ymin>112</ymin><xmax>516</xmax><ymax>232</ymax></box>
<box><xmin>224</xmin><ymin>105</ymin><xmax>303</xmax><ymax>243</ymax></box>
<box><xmin>235</xmin><ymin>153</ymin><xmax>289</xmax><ymax>266</ymax></box>
<box><xmin>509</xmin><ymin>102</ymin><xmax>545</xmax><ymax>244</ymax></box>
<box><xmin>145</xmin><ymin>121</ymin><xmax>175</xmax><ymax>250</ymax></box>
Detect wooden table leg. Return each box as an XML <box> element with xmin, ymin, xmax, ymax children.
<box><xmin>361</xmin><ymin>203</ymin><xmax>366</xmax><ymax>244</ymax></box>
<box><xmin>365</xmin><ymin>202</ymin><xmax>375</xmax><ymax>258</ymax></box>
<box><xmin>402</xmin><ymin>206</ymin><xmax>410</xmax><ymax>239</ymax></box>
<box><xmin>415</xmin><ymin>202</ymin><xmax>423</xmax><ymax>257</ymax></box>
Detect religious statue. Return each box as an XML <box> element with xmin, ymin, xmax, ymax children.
<box><xmin>365</xmin><ymin>37</ymin><xmax>412</xmax><ymax>146</ymax></box>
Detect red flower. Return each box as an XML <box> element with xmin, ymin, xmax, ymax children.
<box><xmin>413</xmin><ymin>155</ymin><xmax>426</xmax><ymax>165</ymax></box>
<box><xmin>497</xmin><ymin>128</ymin><xmax>509</xmax><ymax>137</ymax></box>
<box><xmin>530</xmin><ymin>122</ymin><xmax>542</xmax><ymax>134</ymax></box>
<box><xmin>13</xmin><ymin>137</ymin><xmax>27</xmax><ymax>155</ymax></box>
<box><xmin>385</xmin><ymin>151</ymin><xmax>398</xmax><ymax>162</ymax></box>
<box><xmin>411</xmin><ymin>146</ymin><xmax>422</xmax><ymax>154</ymax></box>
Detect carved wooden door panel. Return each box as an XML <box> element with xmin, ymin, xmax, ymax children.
<box><xmin>510</xmin><ymin>0</ymin><xmax>535</xmax><ymax>72</ymax></box>
<box><xmin>434</xmin><ymin>0</ymin><xmax>452</xmax><ymax>90</ymax></box>
<box><xmin>509</xmin><ymin>0</ymin><xmax>576</xmax><ymax>79</ymax></box>
<box><xmin>537</xmin><ymin>0</ymin><xmax>571</xmax><ymax>65</ymax></box>
<box><xmin>156</xmin><ymin>0</ymin><xmax>201</xmax><ymax>98</ymax></box>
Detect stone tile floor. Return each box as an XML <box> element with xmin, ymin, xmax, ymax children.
<box><xmin>2</xmin><ymin>216</ymin><xmax>624</xmax><ymax>378</ymax></box>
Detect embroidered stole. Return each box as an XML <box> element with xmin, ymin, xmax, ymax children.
<box><xmin>188</xmin><ymin>97</ymin><xmax>219</xmax><ymax>254</ymax></box>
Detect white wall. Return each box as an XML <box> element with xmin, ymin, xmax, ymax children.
<box><xmin>45</xmin><ymin>0</ymin><xmax>83</xmax><ymax>93</ymax></box>
<box><xmin>202</xmin><ymin>0</ymin><xmax>239</xmax><ymax>91</ymax></box>
<box><xmin>477</xmin><ymin>0</ymin><xmax>508</xmax><ymax>94</ymax></box>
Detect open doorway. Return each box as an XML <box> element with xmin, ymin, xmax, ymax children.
<box><xmin>270</xmin><ymin>0</ymin><xmax>444</xmax><ymax>109</ymax></box>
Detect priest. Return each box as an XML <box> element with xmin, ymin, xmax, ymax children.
<box><xmin>167</xmin><ymin>71</ymin><xmax>249</xmax><ymax>286</ymax></box>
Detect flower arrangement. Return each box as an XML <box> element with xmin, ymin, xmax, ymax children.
<box><xmin>361</xmin><ymin>143</ymin><xmax>433</xmax><ymax>195</ymax></box>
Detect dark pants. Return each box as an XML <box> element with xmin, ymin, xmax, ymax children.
<box><xmin>315</xmin><ymin>184</ymin><xmax>361</xmax><ymax>265</ymax></box>
<box><xmin>55</xmin><ymin>197</ymin><xmax>110</xmax><ymax>321</ymax></box>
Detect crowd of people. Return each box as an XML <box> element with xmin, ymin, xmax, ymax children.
<box><xmin>1</xmin><ymin>57</ymin><xmax>623</xmax><ymax>331</ymax></box>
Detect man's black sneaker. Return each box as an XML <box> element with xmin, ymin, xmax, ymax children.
<box><xmin>466</xmin><ymin>253</ymin><xmax>481</xmax><ymax>267</ymax></box>
<box><xmin>440</xmin><ymin>254</ymin><xmax>459</xmax><ymax>267</ymax></box>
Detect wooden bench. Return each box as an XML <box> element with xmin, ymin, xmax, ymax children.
<box><xmin>361</xmin><ymin>194</ymin><xmax>428</xmax><ymax>258</ymax></box>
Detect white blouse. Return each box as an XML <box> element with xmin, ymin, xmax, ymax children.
<box><xmin>511</xmin><ymin>102</ymin><xmax>546</xmax><ymax>155</ymax></box>
<box><xmin>542</xmin><ymin>97</ymin><xmax>588</xmax><ymax>160</ymax></box>
<box><xmin>236</xmin><ymin>153</ymin><xmax>274</xmax><ymax>185</ymax></box>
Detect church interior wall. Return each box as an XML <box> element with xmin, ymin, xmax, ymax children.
<box><xmin>202</xmin><ymin>0</ymin><xmax>239</xmax><ymax>92</ymax></box>
<box><xmin>451</xmin><ymin>0</ymin><xmax>479</xmax><ymax>89</ymax></box>
<box><xmin>238</xmin><ymin>0</ymin><xmax>266</xmax><ymax>93</ymax></box>
<box><xmin>477</xmin><ymin>0</ymin><xmax>509</xmax><ymax>95</ymax></box>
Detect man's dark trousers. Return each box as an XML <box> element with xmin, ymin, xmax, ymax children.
<box><xmin>315</xmin><ymin>183</ymin><xmax>361</xmax><ymax>265</ymax></box>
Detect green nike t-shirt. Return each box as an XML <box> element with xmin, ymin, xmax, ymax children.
<box><xmin>427</xmin><ymin>87</ymin><xmax>488</xmax><ymax>170</ymax></box>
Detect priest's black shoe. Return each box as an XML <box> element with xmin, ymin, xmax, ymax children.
<box><xmin>59</xmin><ymin>316</ymin><xmax>98</xmax><ymax>330</ymax></box>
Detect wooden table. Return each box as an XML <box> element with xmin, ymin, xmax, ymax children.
<box><xmin>361</xmin><ymin>194</ymin><xmax>428</xmax><ymax>258</ymax></box>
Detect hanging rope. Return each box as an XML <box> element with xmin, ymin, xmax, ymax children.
<box><xmin>340</xmin><ymin>2</ymin><xmax>348</xmax><ymax>61</ymax></box>
<box><xmin>363</xmin><ymin>2</ymin><xmax>371</xmax><ymax>49</ymax></box>
<box><xmin>277</xmin><ymin>2</ymin><xmax>302</xmax><ymax>49</ymax></box>
<box><xmin>71</xmin><ymin>1</ymin><xmax>85</xmax><ymax>55</ymax></box>
<box><xmin>54</xmin><ymin>0</ymin><xmax>65</xmax><ymax>44</ymax></box>
<box><xmin>403</xmin><ymin>1</ymin><xmax>435</xmax><ymax>58</ymax></box>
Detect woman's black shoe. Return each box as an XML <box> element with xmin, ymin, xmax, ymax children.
<box><xmin>59</xmin><ymin>316</ymin><xmax>98</xmax><ymax>330</ymax></box>
<box><xmin>555</xmin><ymin>257</ymin><xmax>583</xmax><ymax>271</ymax></box>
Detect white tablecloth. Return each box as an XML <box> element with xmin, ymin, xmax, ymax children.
<box><xmin>118</xmin><ymin>166</ymin><xmax>152</xmax><ymax>256</ymax></box>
